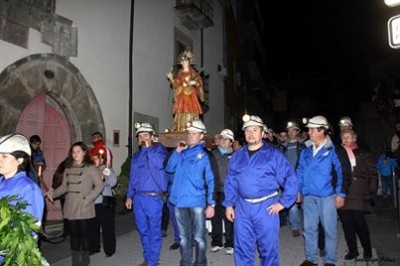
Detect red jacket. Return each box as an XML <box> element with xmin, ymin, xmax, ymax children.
<box><xmin>90</xmin><ymin>139</ymin><xmax>113</xmax><ymax>167</ymax></box>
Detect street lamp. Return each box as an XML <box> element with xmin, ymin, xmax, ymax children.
<box><xmin>385</xmin><ymin>0</ymin><xmax>400</xmax><ymax>7</ymax></box>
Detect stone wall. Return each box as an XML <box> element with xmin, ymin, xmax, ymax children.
<box><xmin>0</xmin><ymin>53</ymin><xmax>104</xmax><ymax>144</ymax></box>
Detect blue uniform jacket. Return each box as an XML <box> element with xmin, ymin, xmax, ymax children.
<box><xmin>223</xmin><ymin>142</ymin><xmax>298</xmax><ymax>208</ymax></box>
<box><xmin>127</xmin><ymin>143</ymin><xmax>168</xmax><ymax>199</ymax></box>
<box><xmin>376</xmin><ymin>154</ymin><xmax>398</xmax><ymax>176</ymax></box>
<box><xmin>167</xmin><ymin>142</ymin><xmax>215</xmax><ymax>208</ymax></box>
<box><xmin>297</xmin><ymin>137</ymin><xmax>348</xmax><ymax>198</ymax></box>
<box><xmin>0</xmin><ymin>171</ymin><xmax>44</xmax><ymax>222</ymax></box>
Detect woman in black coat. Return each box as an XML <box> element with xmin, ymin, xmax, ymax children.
<box><xmin>339</xmin><ymin>129</ymin><xmax>378</xmax><ymax>261</ymax></box>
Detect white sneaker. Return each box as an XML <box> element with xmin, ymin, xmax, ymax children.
<box><xmin>225</xmin><ymin>247</ymin><xmax>234</xmax><ymax>255</ymax></box>
<box><xmin>210</xmin><ymin>246</ymin><xmax>223</xmax><ymax>252</ymax></box>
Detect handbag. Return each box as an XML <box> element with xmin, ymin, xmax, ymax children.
<box><xmin>102</xmin><ymin>195</ymin><xmax>116</xmax><ymax>208</ymax></box>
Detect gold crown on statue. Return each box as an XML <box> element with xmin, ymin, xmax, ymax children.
<box><xmin>178</xmin><ymin>51</ymin><xmax>196</xmax><ymax>65</ymax></box>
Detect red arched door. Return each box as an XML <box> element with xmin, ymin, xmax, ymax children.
<box><xmin>16</xmin><ymin>93</ymin><xmax>71</xmax><ymax>221</ymax></box>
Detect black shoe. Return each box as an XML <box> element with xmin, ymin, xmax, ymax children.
<box><xmin>105</xmin><ymin>253</ymin><xmax>114</xmax><ymax>257</ymax></box>
<box><xmin>299</xmin><ymin>260</ymin><xmax>317</xmax><ymax>266</ymax></box>
<box><xmin>292</xmin><ymin>230</ymin><xmax>301</xmax><ymax>237</ymax></box>
<box><xmin>324</xmin><ymin>264</ymin><xmax>335</xmax><ymax>266</ymax></box>
<box><xmin>344</xmin><ymin>251</ymin><xmax>359</xmax><ymax>260</ymax></box>
<box><xmin>89</xmin><ymin>250</ymin><xmax>100</xmax><ymax>256</ymax></box>
<box><xmin>169</xmin><ymin>242</ymin><xmax>180</xmax><ymax>250</ymax></box>
<box><xmin>363</xmin><ymin>249</ymin><xmax>372</xmax><ymax>260</ymax></box>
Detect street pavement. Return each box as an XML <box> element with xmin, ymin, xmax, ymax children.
<box><xmin>43</xmin><ymin>197</ymin><xmax>400</xmax><ymax>265</ymax></box>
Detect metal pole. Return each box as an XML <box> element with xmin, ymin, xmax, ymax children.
<box><xmin>128</xmin><ymin>0</ymin><xmax>135</xmax><ymax>160</ymax></box>
<box><xmin>397</xmin><ymin>178</ymin><xmax>400</xmax><ymax>237</ymax></box>
<box><xmin>393</xmin><ymin>168</ymin><xmax>397</xmax><ymax>208</ymax></box>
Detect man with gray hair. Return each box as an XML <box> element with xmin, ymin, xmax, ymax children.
<box><xmin>298</xmin><ymin>115</ymin><xmax>351</xmax><ymax>266</ymax></box>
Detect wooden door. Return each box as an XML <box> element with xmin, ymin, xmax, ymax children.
<box><xmin>16</xmin><ymin>93</ymin><xmax>71</xmax><ymax>221</ymax></box>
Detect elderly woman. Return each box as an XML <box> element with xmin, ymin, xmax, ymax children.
<box><xmin>47</xmin><ymin>142</ymin><xmax>103</xmax><ymax>266</ymax></box>
<box><xmin>339</xmin><ymin>129</ymin><xmax>378</xmax><ymax>261</ymax></box>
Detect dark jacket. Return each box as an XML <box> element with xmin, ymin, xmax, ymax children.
<box><xmin>210</xmin><ymin>148</ymin><xmax>232</xmax><ymax>193</ymax></box>
<box><xmin>341</xmin><ymin>148</ymin><xmax>378</xmax><ymax>212</ymax></box>
<box><xmin>277</xmin><ymin>138</ymin><xmax>305</xmax><ymax>170</ymax></box>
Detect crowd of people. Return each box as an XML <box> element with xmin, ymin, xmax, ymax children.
<box><xmin>1</xmin><ymin>113</ymin><xmax>399</xmax><ymax>266</ymax></box>
<box><xmin>122</xmin><ymin>114</ymin><xmax>382</xmax><ymax>266</ymax></box>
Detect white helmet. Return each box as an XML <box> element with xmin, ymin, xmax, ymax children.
<box><xmin>135</xmin><ymin>122</ymin><xmax>155</xmax><ymax>135</ymax></box>
<box><xmin>0</xmin><ymin>134</ymin><xmax>31</xmax><ymax>156</ymax></box>
<box><xmin>305</xmin><ymin>115</ymin><xmax>329</xmax><ymax>129</ymax></box>
<box><xmin>185</xmin><ymin>120</ymin><xmax>207</xmax><ymax>133</ymax></box>
<box><xmin>286</xmin><ymin>121</ymin><xmax>300</xmax><ymax>130</ymax></box>
<box><xmin>242</xmin><ymin>115</ymin><xmax>266</xmax><ymax>130</ymax></box>
<box><xmin>338</xmin><ymin>117</ymin><xmax>353</xmax><ymax>127</ymax></box>
<box><xmin>219</xmin><ymin>129</ymin><xmax>234</xmax><ymax>141</ymax></box>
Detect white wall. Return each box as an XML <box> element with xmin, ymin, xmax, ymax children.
<box><xmin>203</xmin><ymin>2</ymin><xmax>225</xmax><ymax>135</ymax></box>
<box><xmin>132</xmin><ymin>0</ymin><xmax>175</xmax><ymax>131</ymax></box>
<box><xmin>0</xmin><ymin>0</ymin><xmax>225</xmax><ymax>172</ymax></box>
<box><xmin>0</xmin><ymin>28</ymin><xmax>52</xmax><ymax>71</ymax></box>
<box><xmin>0</xmin><ymin>0</ymin><xmax>131</xmax><ymax>172</ymax></box>
<box><xmin>56</xmin><ymin>0</ymin><xmax>131</xmax><ymax>171</ymax></box>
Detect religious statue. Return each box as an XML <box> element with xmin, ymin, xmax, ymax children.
<box><xmin>167</xmin><ymin>51</ymin><xmax>205</xmax><ymax>132</ymax></box>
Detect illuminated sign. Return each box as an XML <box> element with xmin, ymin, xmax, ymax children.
<box><xmin>388</xmin><ymin>15</ymin><xmax>400</xmax><ymax>49</ymax></box>
<box><xmin>385</xmin><ymin>0</ymin><xmax>400</xmax><ymax>7</ymax></box>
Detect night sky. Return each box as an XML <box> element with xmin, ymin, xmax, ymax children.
<box><xmin>261</xmin><ymin>1</ymin><xmax>400</xmax><ymax>121</ymax></box>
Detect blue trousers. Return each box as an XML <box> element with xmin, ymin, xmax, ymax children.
<box><xmin>133</xmin><ymin>194</ymin><xmax>164</xmax><ymax>266</ymax></box>
<box><xmin>175</xmin><ymin>207</ymin><xmax>207</xmax><ymax>266</ymax></box>
<box><xmin>234</xmin><ymin>197</ymin><xmax>280</xmax><ymax>266</ymax></box>
<box><xmin>167</xmin><ymin>200</ymin><xmax>181</xmax><ymax>243</ymax></box>
<box><xmin>303</xmin><ymin>195</ymin><xmax>337</xmax><ymax>265</ymax></box>
<box><xmin>288</xmin><ymin>203</ymin><xmax>302</xmax><ymax>231</ymax></box>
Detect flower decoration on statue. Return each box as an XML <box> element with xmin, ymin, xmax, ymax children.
<box><xmin>185</xmin><ymin>121</ymin><xmax>193</xmax><ymax>129</ymax></box>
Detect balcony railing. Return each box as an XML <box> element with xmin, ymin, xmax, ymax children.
<box><xmin>175</xmin><ymin>0</ymin><xmax>213</xmax><ymax>30</ymax></box>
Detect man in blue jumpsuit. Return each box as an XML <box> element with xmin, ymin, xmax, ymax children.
<box><xmin>125</xmin><ymin>122</ymin><xmax>168</xmax><ymax>266</ymax></box>
<box><xmin>223</xmin><ymin>115</ymin><xmax>298</xmax><ymax>266</ymax></box>
<box><xmin>167</xmin><ymin>120</ymin><xmax>216</xmax><ymax>266</ymax></box>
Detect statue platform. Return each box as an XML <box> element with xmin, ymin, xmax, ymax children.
<box><xmin>158</xmin><ymin>131</ymin><xmax>213</xmax><ymax>149</ymax></box>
